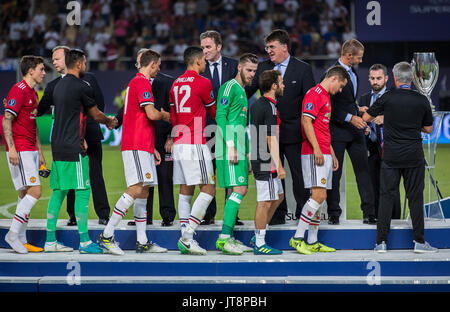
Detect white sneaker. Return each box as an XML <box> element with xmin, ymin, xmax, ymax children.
<box><xmin>178</xmin><ymin>238</ymin><xmax>207</xmax><ymax>255</ymax></box>
<box><xmin>232</xmin><ymin>238</ymin><xmax>253</xmax><ymax>253</ymax></box>
<box><xmin>136</xmin><ymin>241</ymin><xmax>168</xmax><ymax>253</ymax></box>
<box><xmin>97</xmin><ymin>233</ymin><xmax>124</xmax><ymax>255</ymax></box>
<box><xmin>44</xmin><ymin>241</ymin><xmax>74</xmax><ymax>252</ymax></box>
<box><xmin>222</xmin><ymin>239</ymin><xmax>243</xmax><ymax>255</ymax></box>
<box><xmin>5</xmin><ymin>231</ymin><xmax>28</xmax><ymax>254</ymax></box>
<box><xmin>414</xmin><ymin>241</ymin><xmax>438</xmax><ymax>253</ymax></box>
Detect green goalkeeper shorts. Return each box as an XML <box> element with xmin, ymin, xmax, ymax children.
<box><xmin>50</xmin><ymin>154</ymin><xmax>91</xmax><ymax>190</ymax></box>
<box><xmin>216</xmin><ymin>157</ymin><xmax>249</xmax><ymax>188</ymax></box>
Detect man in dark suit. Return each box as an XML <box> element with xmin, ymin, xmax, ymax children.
<box><xmin>200</xmin><ymin>30</ymin><xmax>240</xmax><ymax>225</ymax></box>
<box><xmin>359</xmin><ymin>64</ymin><xmax>401</xmax><ymax>219</ymax></box>
<box><xmin>326</xmin><ymin>39</ymin><xmax>376</xmax><ymax>225</ymax></box>
<box><xmin>246</xmin><ymin>29</ymin><xmax>316</xmax><ymax>224</ymax></box>
<box><xmin>116</xmin><ymin>48</ymin><xmax>176</xmax><ymax>226</ymax></box>
<box><xmin>38</xmin><ymin>46</ymin><xmax>111</xmax><ymax>225</ymax></box>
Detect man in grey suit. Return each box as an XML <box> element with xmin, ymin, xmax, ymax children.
<box><xmin>200</xmin><ymin>30</ymin><xmax>240</xmax><ymax>225</ymax></box>
<box><xmin>246</xmin><ymin>29</ymin><xmax>316</xmax><ymax>224</ymax></box>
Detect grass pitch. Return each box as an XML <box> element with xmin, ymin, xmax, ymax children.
<box><xmin>1</xmin><ymin>144</ymin><xmax>449</xmax><ymax>221</ymax></box>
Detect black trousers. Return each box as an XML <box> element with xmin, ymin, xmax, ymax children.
<box><xmin>273</xmin><ymin>142</ymin><xmax>309</xmax><ymax>221</ymax></box>
<box><xmin>203</xmin><ymin>136</ymin><xmax>217</xmax><ymax>222</ymax></box>
<box><xmin>368</xmin><ymin>150</ymin><xmax>401</xmax><ymax>219</ymax></box>
<box><xmin>147</xmin><ymin>146</ymin><xmax>176</xmax><ymax>222</ymax></box>
<box><xmin>67</xmin><ymin>140</ymin><xmax>110</xmax><ymax>220</ymax></box>
<box><xmin>327</xmin><ymin>136</ymin><xmax>375</xmax><ymax>218</ymax></box>
<box><xmin>377</xmin><ymin>161</ymin><xmax>425</xmax><ymax>244</ymax></box>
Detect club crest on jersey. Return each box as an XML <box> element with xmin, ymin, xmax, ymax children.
<box><xmin>8</xmin><ymin>99</ymin><xmax>16</xmax><ymax>107</ymax></box>
<box><xmin>143</xmin><ymin>91</ymin><xmax>151</xmax><ymax>99</ymax></box>
<box><xmin>221</xmin><ymin>98</ymin><xmax>228</xmax><ymax>106</ymax></box>
<box><xmin>238</xmin><ymin>176</ymin><xmax>245</xmax><ymax>183</ymax></box>
<box><xmin>30</xmin><ymin>176</ymin><xmax>36</xmax><ymax>183</ymax></box>
<box><xmin>321</xmin><ymin>178</ymin><xmax>326</xmax><ymax>185</ymax></box>
<box><xmin>306</xmin><ymin>102</ymin><xmax>313</xmax><ymax>111</ymax></box>
<box><xmin>145</xmin><ymin>172</ymin><xmax>151</xmax><ymax>179</ymax></box>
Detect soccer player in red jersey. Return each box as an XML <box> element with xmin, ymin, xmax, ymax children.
<box><xmin>168</xmin><ymin>46</ymin><xmax>217</xmax><ymax>255</ymax></box>
<box><xmin>98</xmin><ymin>49</ymin><xmax>170</xmax><ymax>255</ymax></box>
<box><xmin>290</xmin><ymin>66</ymin><xmax>350</xmax><ymax>255</ymax></box>
<box><xmin>2</xmin><ymin>56</ymin><xmax>46</xmax><ymax>254</ymax></box>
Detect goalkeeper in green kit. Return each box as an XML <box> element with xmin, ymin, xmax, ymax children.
<box><xmin>215</xmin><ymin>53</ymin><xmax>258</xmax><ymax>255</ymax></box>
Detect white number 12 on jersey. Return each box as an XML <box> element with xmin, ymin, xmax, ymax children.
<box><xmin>173</xmin><ymin>85</ymin><xmax>191</xmax><ymax>113</ymax></box>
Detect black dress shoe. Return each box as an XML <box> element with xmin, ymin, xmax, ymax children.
<box><xmin>201</xmin><ymin>219</ymin><xmax>215</xmax><ymax>225</ymax></box>
<box><xmin>161</xmin><ymin>220</ymin><xmax>173</xmax><ymax>227</ymax></box>
<box><xmin>127</xmin><ymin>221</ymin><xmax>136</xmax><ymax>226</ymax></box>
<box><xmin>98</xmin><ymin>218</ymin><xmax>109</xmax><ymax>225</ymax></box>
<box><xmin>235</xmin><ymin>217</ymin><xmax>244</xmax><ymax>226</ymax></box>
<box><xmin>269</xmin><ymin>218</ymin><xmax>285</xmax><ymax>225</ymax></box>
<box><xmin>67</xmin><ymin>219</ymin><xmax>77</xmax><ymax>226</ymax></box>
<box><xmin>328</xmin><ymin>215</ymin><xmax>340</xmax><ymax>225</ymax></box>
<box><xmin>363</xmin><ymin>216</ymin><xmax>377</xmax><ymax>225</ymax></box>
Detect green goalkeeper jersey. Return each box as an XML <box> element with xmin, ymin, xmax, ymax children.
<box><xmin>215</xmin><ymin>79</ymin><xmax>249</xmax><ymax>160</ymax></box>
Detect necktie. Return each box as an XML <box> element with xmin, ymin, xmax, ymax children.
<box><xmin>275</xmin><ymin>63</ymin><xmax>284</xmax><ymax>77</ymax></box>
<box><xmin>368</xmin><ymin>93</ymin><xmax>380</xmax><ymax>142</ymax></box>
<box><xmin>212</xmin><ymin>62</ymin><xmax>220</xmax><ymax>94</ymax></box>
<box><xmin>348</xmin><ymin>68</ymin><xmax>357</xmax><ymax>98</ymax></box>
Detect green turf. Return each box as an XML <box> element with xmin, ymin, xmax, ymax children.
<box><xmin>1</xmin><ymin>144</ymin><xmax>449</xmax><ymax>221</ymax></box>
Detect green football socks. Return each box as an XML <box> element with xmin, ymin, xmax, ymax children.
<box><xmin>46</xmin><ymin>188</ymin><xmax>91</xmax><ymax>243</ymax></box>
<box><xmin>221</xmin><ymin>192</ymin><xmax>243</xmax><ymax>236</ymax></box>
<box><xmin>46</xmin><ymin>189</ymin><xmax>68</xmax><ymax>242</ymax></box>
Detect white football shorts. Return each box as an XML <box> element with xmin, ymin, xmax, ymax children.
<box><xmin>255</xmin><ymin>175</ymin><xmax>284</xmax><ymax>202</ymax></box>
<box><xmin>7</xmin><ymin>150</ymin><xmax>40</xmax><ymax>191</ymax></box>
<box><xmin>173</xmin><ymin>144</ymin><xmax>215</xmax><ymax>186</ymax></box>
<box><xmin>301</xmin><ymin>154</ymin><xmax>333</xmax><ymax>189</ymax></box>
<box><xmin>122</xmin><ymin>150</ymin><xmax>158</xmax><ymax>187</ymax></box>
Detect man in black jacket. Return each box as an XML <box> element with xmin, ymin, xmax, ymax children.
<box><xmin>363</xmin><ymin>61</ymin><xmax>437</xmax><ymax>253</ymax></box>
<box><xmin>359</xmin><ymin>63</ymin><xmax>401</xmax><ymax>219</ymax></box>
<box><xmin>326</xmin><ymin>39</ymin><xmax>375</xmax><ymax>225</ymax></box>
<box><xmin>38</xmin><ymin>46</ymin><xmax>111</xmax><ymax>225</ymax></box>
<box><xmin>200</xmin><ymin>30</ymin><xmax>240</xmax><ymax>225</ymax></box>
<box><xmin>116</xmin><ymin>48</ymin><xmax>176</xmax><ymax>226</ymax></box>
<box><xmin>246</xmin><ymin>29</ymin><xmax>315</xmax><ymax>224</ymax></box>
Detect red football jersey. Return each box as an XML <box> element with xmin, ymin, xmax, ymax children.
<box><xmin>169</xmin><ymin>70</ymin><xmax>216</xmax><ymax>144</ymax></box>
<box><xmin>301</xmin><ymin>84</ymin><xmax>332</xmax><ymax>155</ymax></box>
<box><xmin>121</xmin><ymin>72</ymin><xmax>156</xmax><ymax>154</ymax></box>
<box><xmin>4</xmin><ymin>80</ymin><xmax>39</xmax><ymax>152</ymax></box>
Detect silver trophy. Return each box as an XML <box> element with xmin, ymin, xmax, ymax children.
<box><xmin>411</xmin><ymin>52</ymin><xmax>439</xmax><ymax>111</ymax></box>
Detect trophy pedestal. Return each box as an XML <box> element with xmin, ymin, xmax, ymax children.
<box><xmin>422</xmin><ymin>111</ymin><xmax>449</xmax><ymax>221</ymax></box>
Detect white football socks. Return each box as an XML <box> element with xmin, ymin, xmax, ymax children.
<box><xmin>189</xmin><ymin>192</ymin><xmax>213</xmax><ymax>231</ymax></box>
<box><xmin>295</xmin><ymin>198</ymin><xmax>321</xmax><ymax>239</ymax></box>
<box><xmin>104</xmin><ymin>192</ymin><xmax>134</xmax><ymax>238</ymax></box>
<box><xmin>178</xmin><ymin>194</ymin><xmax>192</xmax><ymax>229</ymax></box>
<box><xmin>134</xmin><ymin>198</ymin><xmax>148</xmax><ymax>244</ymax></box>
<box><xmin>10</xmin><ymin>194</ymin><xmax>37</xmax><ymax>235</ymax></box>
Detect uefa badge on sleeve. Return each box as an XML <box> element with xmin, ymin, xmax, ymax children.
<box><xmin>306</xmin><ymin>102</ymin><xmax>314</xmax><ymax>111</ymax></box>
<box><xmin>143</xmin><ymin>91</ymin><xmax>151</xmax><ymax>99</ymax></box>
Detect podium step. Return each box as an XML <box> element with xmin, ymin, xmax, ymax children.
<box><xmin>1</xmin><ymin>219</ymin><xmax>450</xmax><ymax>251</ymax></box>
<box><xmin>1</xmin><ymin>249</ymin><xmax>449</xmax><ymax>292</ymax></box>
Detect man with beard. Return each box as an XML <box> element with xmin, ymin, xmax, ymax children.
<box><xmin>249</xmin><ymin>70</ymin><xmax>286</xmax><ymax>255</ymax></box>
<box><xmin>45</xmin><ymin>49</ymin><xmax>117</xmax><ymax>253</ymax></box>
<box><xmin>359</xmin><ymin>64</ymin><xmax>401</xmax><ymax>219</ymax></box>
<box><xmin>214</xmin><ymin>53</ymin><xmax>258</xmax><ymax>255</ymax></box>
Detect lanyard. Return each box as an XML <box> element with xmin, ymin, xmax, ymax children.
<box><xmin>398</xmin><ymin>84</ymin><xmax>410</xmax><ymax>89</ymax></box>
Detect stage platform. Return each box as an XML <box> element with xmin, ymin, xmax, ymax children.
<box><xmin>0</xmin><ymin>249</ymin><xmax>449</xmax><ymax>292</ymax></box>
<box><xmin>1</xmin><ymin>218</ymin><xmax>449</xmax><ymax>251</ymax></box>
<box><xmin>1</xmin><ymin>219</ymin><xmax>450</xmax><ymax>292</ymax></box>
